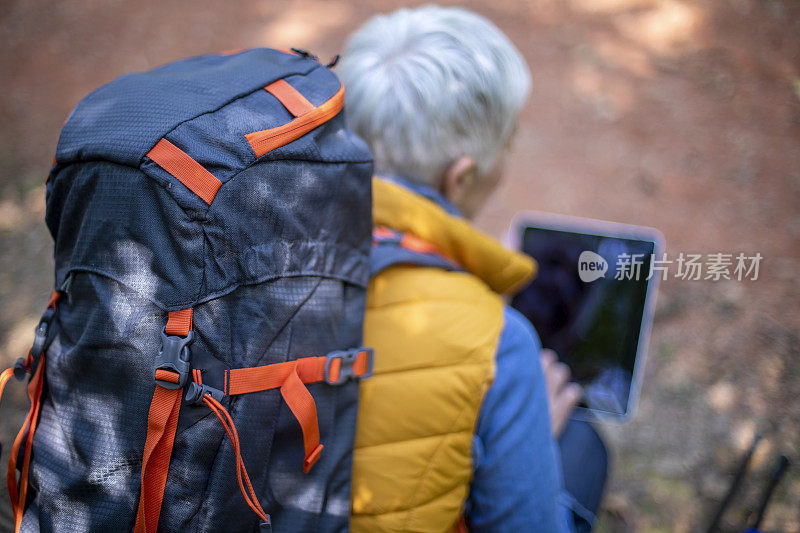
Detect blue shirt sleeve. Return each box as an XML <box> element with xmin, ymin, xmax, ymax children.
<box><xmin>466</xmin><ymin>307</ymin><xmax>574</xmax><ymax>533</ymax></box>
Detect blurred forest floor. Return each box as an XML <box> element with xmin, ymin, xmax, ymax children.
<box><xmin>1</xmin><ymin>0</ymin><xmax>799</xmax><ymax>530</ymax></box>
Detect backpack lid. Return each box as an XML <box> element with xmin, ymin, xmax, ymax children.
<box><xmin>46</xmin><ymin>49</ymin><xmax>373</xmax><ymax>310</ymax></box>
<box><xmin>55</xmin><ymin>49</ymin><xmax>324</xmax><ymax>168</ymax></box>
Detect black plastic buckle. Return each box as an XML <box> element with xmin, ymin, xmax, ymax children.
<box><xmin>324</xmin><ymin>347</ymin><xmax>374</xmax><ymax>386</ymax></box>
<box><xmin>30</xmin><ymin>308</ymin><xmax>55</xmax><ymax>361</ymax></box>
<box><xmin>13</xmin><ymin>358</ymin><xmax>28</xmax><ymax>380</ymax></box>
<box><xmin>290</xmin><ymin>48</ymin><xmax>318</xmax><ymax>62</ymax></box>
<box><xmin>373</xmin><ymin>229</ymin><xmax>403</xmax><ymax>246</ymax></box>
<box><xmin>14</xmin><ymin>307</ymin><xmax>57</xmax><ymax>380</ymax></box>
<box><xmin>326</xmin><ymin>54</ymin><xmax>340</xmax><ymax>68</ymax></box>
<box><xmin>154</xmin><ymin>330</ymin><xmax>193</xmax><ymax>389</ymax></box>
<box><xmin>184</xmin><ymin>382</ymin><xmax>223</xmax><ymax>405</ymax></box>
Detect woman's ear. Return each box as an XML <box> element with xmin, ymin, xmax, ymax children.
<box><xmin>439</xmin><ymin>155</ymin><xmax>477</xmax><ymax>205</ymax></box>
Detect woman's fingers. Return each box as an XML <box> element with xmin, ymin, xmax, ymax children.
<box><xmin>540</xmin><ymin>349</ymin><xmax>583</xmax><ymax>437</ymax></box>
<box><xmin>541</xmin><ymin>349</ymin><xmax>570</xmax><ymax>395</ymax></box>
<box><xmin>551</xmin><ymin>382</ymin><xmax>583</xmax><ymax>437</ymax></box>
<box><xmin>540</xmin><ymin>348</ymin><xmax>557</xmax><ymax>367</ymax></box>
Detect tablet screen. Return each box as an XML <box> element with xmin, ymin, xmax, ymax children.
<box><xmin>511</xmin><ymin>225</ymin><xmax>656</xmax><ymax>416</ymax></box>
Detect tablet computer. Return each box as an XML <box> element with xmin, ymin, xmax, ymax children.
<box><xmin>509</xmin><ymin>212</ymin><xmax>663</xmax><ymax>422</ymax></box>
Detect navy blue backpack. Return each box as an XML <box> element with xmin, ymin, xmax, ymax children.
<box><xmin>0</xmin><ymin>48</ymin><xmax>374</xmax><ymax>532</ymax></box>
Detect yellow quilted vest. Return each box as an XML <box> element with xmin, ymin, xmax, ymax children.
<box><xmin>350</xmin><ymin>178</ymin><xmax>536</xmax><ymax>532</ymax></box>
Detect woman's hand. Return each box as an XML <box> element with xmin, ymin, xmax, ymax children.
<box><xmin>540</xmin><ymin>349</ymin><xmax>582</xmax><ymax>437</ymax></box>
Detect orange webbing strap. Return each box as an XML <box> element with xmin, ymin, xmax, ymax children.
<box><xmin>226</xmin><ymin>356</ymin><xmax>324</xmax><ymax>395</ymax></box>
<box><xmin>282</xmin><ymin>365</ymin><xmax>323</xmax><ymax>473</ymax></box>
<box><xmin>401</xmin><ymin>233</ymin><xmax>445</xmax><ymax>255</ymax></box>
<box><xmin>0</xmin><ymin>368</ymin><xmax>13</xmax><ymax>405</ymax></box>
<box><xmin>225</xmin><ymin>351</ymin><xmax>362</xmax><ymax>474</ymax></box>
<box><xmin>228</xmin><ymin>358</ymin><xmax>325</xmax><ymax>471</ymax></box>
<box><xmin>185</xmin><ymin>348</ymin><xmax>371</xmax><ymax>525</ymax></box>
<box><xmin>10</xmin><ymin>358</ymin><xmax>46</xmax><ymax>532</ymax></box>
<box><xmin>187</xmin><ymin>349</ymin><xmax>370</xmax><ymax>524</ymax></box>
<box><xmin>373</xmin><ymin>225</ymin><xmax>460</xmax><ymax>267</ymax></box>
<box><xmin>146</xmin><ymin>138</ymin><xmax>222</xmax><ymax>205</ymax></box>
<box><xmin>1</xmin><ymin>367</ymin><xmax>19</xmax><ymax>507</ymax></box>
<box><xmin>224</xmin><ymin>350</ymin><xmax>371</xmax><ymax>473</ymax></box>
<box><xmin>265</xmin><ymin>79</ymin><xmax>315</xmax><ymax>118</ymax></box>
<box><xmin>4</xmin><ymin>290</ymin><xmax>60</xmax><ymax>533</ymax></box>
<box><xmin>224</xmin><ymin>351</ymin><xmax>372</xmax><ymax>395</ymax></box>
<box><xmin>44</xmin><ymin>290</ymin><xmax>60</xmax><ymax>311</ymax></box>
<box><xmin>245</xmin><ymin>83</ymin><xmax>345</xmax><ymax>158</ymax></box>
<box><xmin>134</xmin><ymin>308</ymin><xmax>193</xmax><ymax>533</ymax></box>
<box><xmin>164</xmin><ymin>308</ymin><xmax>193</xmax><ymax>337</ymax></box>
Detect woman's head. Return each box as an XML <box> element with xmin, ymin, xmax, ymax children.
<box><xmin>339</xmin><ymin>5</ymin><xmax>531</xmax><ymax>216</ymax></box>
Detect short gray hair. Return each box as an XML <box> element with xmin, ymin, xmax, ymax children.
<box><xmin>338</xmin><ymin>5</ymin><xmax>531</xmax><ymax>185</ymax></box>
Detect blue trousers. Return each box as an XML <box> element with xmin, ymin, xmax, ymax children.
<box><xmin>558</xmin><ymin>419</ymin><xmax>609</xmax><ymax>532</ymax></box>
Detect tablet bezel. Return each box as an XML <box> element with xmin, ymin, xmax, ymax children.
<box><xmin>508</xmin><ymin>211</ymin><xmax>664</xmax><ymax>423</ymax></box>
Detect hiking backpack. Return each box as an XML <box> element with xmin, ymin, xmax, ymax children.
<box><xmin>0</xmin><ymin>48</ymin><xmax>374</xmax><ymax>532</ymax></box>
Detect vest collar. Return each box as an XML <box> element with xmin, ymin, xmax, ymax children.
<box><xmin>372</xmin><ymin>176</ymin><xmax>537</xmax><ymax>295</ymax></box>
<box><xmin>378</xmin><ymin>174</ymin><xmax>462</xmax><ymax>217</ymax></box>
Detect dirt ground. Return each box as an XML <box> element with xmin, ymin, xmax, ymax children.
<box><xmin>1</xmin><ymin>0</ymin><xmax>798</xmax><ymax>531</ymax></box>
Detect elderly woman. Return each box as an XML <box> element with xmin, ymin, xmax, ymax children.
<box><xmin>339</xmin><ymin>6</ymin><xmax>606</xmax><ymax>533</ymax></box>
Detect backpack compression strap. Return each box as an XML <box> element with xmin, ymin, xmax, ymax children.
<box><xmin>136</xmin><ymin>305</ymin><xmax>374</xmax><ymax>531</ymax></box>
<box><xmin>136</xmin><ymin>308</ymin><xmax>194</xmax><ymax>533</ymax></box>
<box><xmin>185</xmin><ymin>347</ymin><xmax>374</xmax><ymax>527</ymax></box>
<box><xmin>0</xmin><ymin>290</ymin><xmax>60</xmax><ymax>533</ymax></box>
